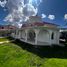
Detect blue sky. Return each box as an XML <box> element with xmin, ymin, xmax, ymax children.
<box><xmin>0</xmin><ymin>6</ymin><xmax>8</xmax><ymax>25</ymax></box>
<box><xmin>0</xmin><ymin>0</ymin><xmax>67</xmax><ymax>28</ymax></box>
<box><xmin>38</xmin><ymin>0</ymin><xmax>67</xmax><ymax>27</ymax></box>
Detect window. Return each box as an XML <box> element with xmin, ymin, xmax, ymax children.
<box><xmin>51</xmin><ymin>32</ymin><xmax>54</xmax><ymax>40</ymax></box>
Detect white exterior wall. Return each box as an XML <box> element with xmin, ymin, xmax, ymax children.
<box><xmin>11</xmin><ymin>28</ymin><xmax>59</xmax><ymax>45</ymax></box>
<box><xmin>11</xmin><ymin>33</ymin><xmax>15</xmax><ymax>38</ymax></box>
<box><xmin>37</xmin><ymin>29</ymin><xmax>59</xmax><ymax>45</ymax></box>
<box><xmin>16</xmin><ymin>31</ymin><xmax>18</xmax><ymax>38</ymax></box>
<box><xmin>49</xmin><ymin>29</ymin><xmax>60</xmax><ymax>44</ymax></box>
<box><xmin>21</xmin><ymin>30</ymin><xmax>26</xmax><ymax>39</ymax></box>
<box><xmin>37</xmin><ymin>30</ymin><xmax>50</xmax><ymax>43</ymax></box>
<box><xmin>11</xmin><ymin>30</ymin><xmax>17</xmax><ymax>38</ymax></box>
<box><xmin>54</xmin><ymin>30</ymin><xmax>60</xmax><ymax>44</ymax></box>
<box><xmin>13</xmin><ymin>30</ymin><xmax>21</xmax><ymax>39</ymax></box>
<box><xmin>18</xmin><ymin>31</ymin><xmax>21</xmax><ymax>39</ymax></box>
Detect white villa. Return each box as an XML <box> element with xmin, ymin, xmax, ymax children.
<box><xmin>11</xmin><ymin>16</ymin><xmax>60</xmax><ymax>46</ymax></box>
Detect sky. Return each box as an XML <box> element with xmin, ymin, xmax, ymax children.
<box><xmin>0</xmin><ymin>0</ymin><xmax>67</xmax><ymax>28</ymax></box>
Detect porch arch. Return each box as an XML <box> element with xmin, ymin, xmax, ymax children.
<box><xmin>21</xmin><ymin>30</ymin><xmax>26</xmax><ymax>40</ymax></box>
<box><xmin>27</xmin><ymin>29</ymin><xmax>36</xmax><ymax>42</ymax></box>
<box><xmin>37</xmin><ymin>29</ymin><xmax>50</xmax><ymax>43</ymax></box>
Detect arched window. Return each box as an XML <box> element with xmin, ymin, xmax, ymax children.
<box><xmin>51</xmin><ymin>32</ymin><xmax>54</xmax><ymax>40</ymax></box>
<box><xmin>28</xmin><ymin>30</ymin><xmax>35</xmax><ymax>41</ymax></box>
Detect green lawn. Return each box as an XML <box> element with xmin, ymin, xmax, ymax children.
<box><xmin>0</xmin><ymin>37</ymin><xmax>13</xmax><ymax>42</ymax></box>
<box><xmin>0</xmin><ymin>39</ymin><xmax>67</xmax><ymax>67</ymax></box>
<box><xmin>0</xmin><ymin>37</ymin><xmax>9</xmax><ymax>42</ymax></box>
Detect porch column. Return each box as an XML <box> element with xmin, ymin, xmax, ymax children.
<box><xmin>14</xmin><ymin>30</ymin><xmax>16</xmax><ymax>38</ymax></box>
<box><xmin>17</xmin><ymin>30</ymin><xmax>19</xmax><ymax>39</ymax></box>
<box><xmin>19</xmin><ymin>30</ymin><xmax>22</xmax><ymax>39</ymax></box>
<box><xmin>15</xmin><ymin>30</ymin><xmax>17</xmax><ymax>38</ymax></box>
<box><xmin>18</xmin><ymin>30</ymin><xmax>20</xmax><ymax>39</ymax></box>
<box><xmin>16</xmin><ymin>30</ymin><xmax>18</xmax><ymax>38</ymax></box>
<box><xmin>35</xmin><ymin>29</ymin><xmax>39</xmax><ymax>45</ymax></box>
<box><xmin>20</xmin><ymin>30</ymin><xmax>22</xmax><ymax>39</ymax></box>
<box><xmin>49</xmin><ymin>30</ymin><xmax>52</xmax><ymax>45</ymax></box>
<box><xmin>25</xmin><ymin>29</ymin><xmax>28</xmax><ymax>42</ymax></box>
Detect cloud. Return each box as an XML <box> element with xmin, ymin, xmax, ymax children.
<box><xmin>4</xmin><ymin>14</ymin><xmax>14</xmax><ymax>22</ymax></box>
<box><xmin>4</xmin><ymin>8</ymin><xmax>29</xmax><ymax>24</ymax></box>
<box><xmin>23</xmin><ymin>4</ymin><xmax>38</xmax><ymax>17</ymax></box>
<box><xmin>64</xmin><ymin>14</ymin><xmax>67</xmax><ymax>20</ymax></box>
<box><xmin>0</xmin><ymin>0</ymin><xmax>7</xmax><ymax>7</ymax></box>
<box><xmin>6</xmin><ymin>0</ymin><xmax>24</xmax><ymax>11</ymax></box>
<box><xmin>48</xmin><ymin>15</ymin><xmax>55</xmax><ymax>20</ymax></box>
<box><xmin>4</xmin><ymin>9</ymin><xmax>23</xmax><ymax>22</ymax></box>
<box><xmin>4</xmin><ymin>0</ymin><xmax>42</xmax><ymax>28</ymax></box>
<box><xmin>41</xmin><ymin>14</ymin><xmax>46</xmax><ymax>18</ymax></box>
<box><xmin>17</xmin><ymin>23</ymin><xmax>22</xmax><ymax>28</ymax></box>
<box><xmin>28</xmin><ymin>0</ymin><xmax>42</xmax><ymax>7</ymax></box>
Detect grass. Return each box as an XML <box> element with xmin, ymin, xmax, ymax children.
<box><xmin>0</xmin><ymin>37</ymin><xmax>13</xmax><ymax>42</ymax></box>
<box><xmin>0</xmin><ymin>37</ymin><xmax>9</xmax><ymax>42</ymax></box>
<box><xmin>0</xmin><ymin>38</ymin><xmax>67</xmax><ymax>67</ymax></box>
<box><xmin>0</xmin><ymin>43</ymin><xmax>44</xmax><ymax>67</ymax></box>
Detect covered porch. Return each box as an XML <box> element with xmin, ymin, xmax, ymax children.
<box><xmin>18</xmin><ymin>28</ymin><xmax>51</xmax><ymax>46</ymax></box>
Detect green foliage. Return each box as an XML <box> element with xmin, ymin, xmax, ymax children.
<box><xmin>43</xmin><ymin>58</ymin><xmax>67</xmax><ymax>67</ymax></box>
<box><xmin>0</xmin><ymin>41</ymin><xmax>67</xmax><ymax>67</ymax></box>
<box><xmin>0</xmin><ymin>37</ymin><xmax>9</xmax><ymax>42</ymax></box>
<box><xmin>0</xmin><ymin>37</ymin><xmax>13</xmax><ymax>42</ymax></box>
<box><xmin>0</xmin><ymin>43</ymin><xmax>43</xmax><ymax>67</ymax></box>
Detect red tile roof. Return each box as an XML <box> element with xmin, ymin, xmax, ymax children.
<box><xmin>22</xmin><ymin>22</ymin><xmax>58</xmax><ymax>28</ymax></box>
<box><xmin>0</xmin><ymin>25</ymin><xmax>16</xmax><ymax>30</ymax></box>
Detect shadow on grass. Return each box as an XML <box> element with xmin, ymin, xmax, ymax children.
<box><xmin>6</xmin><ymin>37</ymin><xmax>14</xmax><ymax>40</ymax></box>
<box><xmin>10</xmin><ymin>38</ymin><xmax>67</xmax><ymax>59</ymax></box>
